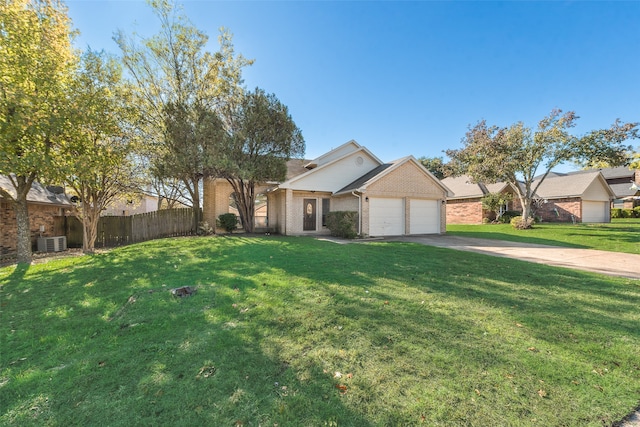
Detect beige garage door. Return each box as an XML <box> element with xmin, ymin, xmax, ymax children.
<box><xmin>369</xmin><ymin>198</ymin><xmax>404</xmax><ymax>236</ymax></box>
<box><xmin>409</xmin><ymin>199</ymin><xmax>440</xmax><ymax>234</ymax></box>
<box><xmin>582</xmin><ymin>201</ymin><xmax>608</xmax><ymax>223</ymax></box>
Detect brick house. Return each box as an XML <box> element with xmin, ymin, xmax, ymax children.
<box><xmin>443</xmin><ymin>171</ymin><xmax>614</xmax><ymax>224</ymax></box>
<box><xmin>441</xmin><ymin>175</ymin><xmax>519</xmax><ymax>224</ymax></box>
<box><xmin>203</xmin><ymin>140</ymin><xmax>451</xmax><ymax>236</ymax></box>
<box><xmin>1</xmin><ymin>175</ymin><xmax>72</xmax><ymax>256</ymax></box>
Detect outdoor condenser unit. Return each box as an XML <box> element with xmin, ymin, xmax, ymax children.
<box><xmin>37</xmin><ymin>236</ymin><xmax>67</xmax><ymax>253</ymax></box>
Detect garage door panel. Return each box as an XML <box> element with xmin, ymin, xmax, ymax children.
<box><xmin>410</xmin><ymin>199</ymin><xmax>439</xmax><ymax>234</ymax></box>
<box><xmin>369</xmin><ymin>198</ymin><xmax>404</xmax><ymax>236</ymax></box>
<box><xmin>582</xmin><ymin>201</ymin><xmax>607</xmax><ymax>223</ymax></box>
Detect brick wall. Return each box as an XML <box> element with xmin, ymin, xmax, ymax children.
<box><xmin>446</xmin><ymin>198</ymin><xmax>484</xmax><ymax>224</ymax></box>
<box><xmin>1</xmin><ymin>201</ymin><xmax>66</xmax><ymax>254</ymax></box>
<box><xmin>534</xmin><ymin>198</ymin><xmax>582</xmax><ymax>222</ymax></box>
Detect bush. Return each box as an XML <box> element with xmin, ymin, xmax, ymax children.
<box><xmin>611</xmin><ymin>208</ymin><xmax>623</xmax><ymax>219</ymax></box>
<box><xmin>217</xmin><ymin>213</ymin><xmax>238</xmax><ymax>233</ymax></box>
<box><xmin>198</xmin><ymin>221</ymin><xmax>214</xmax><ymax>235</ymax></box>
<box><xmin>510</xmin><ymin>215</ymin><xmax>534</xmax><ymax>229</ymax></box>
<box><xmin>635</xmin><ymin>206</ymin><xmax>640</xmax><ymax>218</ymax></box>
<box><xmin>326</xmin><ymin>211</ymin><xmax>358</xmax><ymax>239</ymax></box>
<box><xmin>622</xmin><ymin>209</ymin><xmax>634</xmax><ymax>218</ymax></box>
<box><xmin>499</xmin><ymin>210</ymin><xmax>521</xmax><ymax>224</ymax></box>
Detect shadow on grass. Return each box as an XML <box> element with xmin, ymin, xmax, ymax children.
<box><xmin>1</xmin><ymin>235</ymin><xmax>639</xmax><ymax>426</ymax></box>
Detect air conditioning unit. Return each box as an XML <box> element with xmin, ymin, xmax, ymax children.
<box><xmin>37</xmin><ymin>236</ymin><xmax>67</xmax><ymax>253</ymax></box>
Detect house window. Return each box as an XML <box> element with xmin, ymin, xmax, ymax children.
<box><xmin>322</xmin><ymin>198</ymin><xmax>330</xmax><ymax>227</ymax></box>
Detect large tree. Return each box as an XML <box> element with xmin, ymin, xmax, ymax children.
<box><xmin>446</xmin><ymin>110</ymin><xmax>639</xmax><ymax>225</ymax></box>
<box><xmin>0</xmin><ymin>0</ymin><xmax>78</xmax><ymax>263</ymax></box>
<box><xmin>65</xmin><ymin>50</ymin><xmax>141</xmax><ymax>254</ymax></box>
<box><xmin>218</xmin><ymin>88</ymin><xmax>304</xmax><ymax>233</ymax></box>
<box><xmin>114</xmin><ymin>0</ymin><xmax>252</xmax><ymax>227</ymax></box>
<box><xmin>418</xmin><ymin>156</ymin><xmax>455</xmax><ymax>179</ymax></box>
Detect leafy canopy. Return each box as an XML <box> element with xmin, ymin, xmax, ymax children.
<box><xmin>447</xmin><ymin>109</ymin><xmax>639</xmax><ymax>223</ymax></box>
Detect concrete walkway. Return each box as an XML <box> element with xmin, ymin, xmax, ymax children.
<box><xmin>386</xmin><ymin>235</ymin><xmax>640</xmax><ymax>280</ymax></box>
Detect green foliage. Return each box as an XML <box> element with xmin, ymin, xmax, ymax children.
<box><xmin>114</xmin><ymin>0</ymin><xmax>253</xmax><ymax>216</ymax></box>
<box><xmin>510</xmin><ymin>215</ymin><xmax>534</xmax><ymax>229</ymax></box>
<box><xmin>217</xmin><ymin>88</ymin><xmax>305</xmax><ymax>233</ymax></box>
<box><xmin>217</xmin><ymin>213</ymin><xmax>238</xmax><ymax>232</ymax></box>
<box><xmin>0</xmin><ymin>0</ymin><xmax>79</xmax><ymax>263</ymax></box>
<box><xmin>326</xmin><ymin>211</ymin><xmax>358</xmax><ymax>238</ymax></box>
<box><xmin>611</xmin><ymin>208</ymin><xmax>623</xmax><ymax>219</ymax></box>
<box><xmin>621</xmin><ymin>208</ymin><xmax>636</xmax><ymax>218</ymax></box>
<box><xmin>447</xmin><ymin>110</ymin><xmax>639</xmax><ymax>222</ymax></box>
<box><xmin>1</xmin><ymin>237</ymin><xmax>639</xmax><ymax>425</ymax></box>
<box><xmin>65</xmin><ymin>50</ymin><xmax>141</xmax><ymax>253</ymax></box>
<box><xmin>481</xmin><ymin>192</ymin><xmax>513</xmax><ymax>221</ymax></box>
<box><xmin>635</xmin><ymin>206</ymin><xmax>640</xmax><ymax>217</ymax></box>
<box><xmin>498</xmin><ymin>210</ymin><xmax>520</xmax><ymax>223</ymax></box>
<box><xmin>417</xmin><ymin>156</ymin><xmax>452</xmax><ymax>179</ymax></box>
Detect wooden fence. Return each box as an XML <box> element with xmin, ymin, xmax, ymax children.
<box><xmin>55</xmin><ymin>208</ymin><xmax>198</xmax><ymax>248</ymax></box>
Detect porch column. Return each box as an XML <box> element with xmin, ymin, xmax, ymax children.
<box><xmin>285</xmin><ymin>189</ymin><xmax>294</xmax><ymax>235</ymax></box>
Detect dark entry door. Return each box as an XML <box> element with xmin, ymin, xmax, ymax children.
<box><xmin>303</xmin><ymin>199</ymin><xmax>316</xmax><ymax>231</ymax></box>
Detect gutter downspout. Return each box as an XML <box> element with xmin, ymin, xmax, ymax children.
<box><xmin>352</xmin><ymin>191</ymin><xmax>362</xmax><ymax>235</ymax></box>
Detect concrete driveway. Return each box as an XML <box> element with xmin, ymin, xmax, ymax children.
<box><xmin>386</xmin><ymin>235</ymin><xmax>640</xmax><ymax>279</ymax></box>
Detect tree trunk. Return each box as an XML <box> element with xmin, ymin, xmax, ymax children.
<box><xmin>82</xmin><ymin>204</ymin><xmax>99</xmax><ymax>255</ymax></box>
<box><xmin>14</xmin><ymin>196</ymin><xmax>32</xmax><ymax>264</ymax></box>
<box><xmin>191</xmin><ymin>178</ymin><xmax>201</xmax><ymax>232</ymax></box>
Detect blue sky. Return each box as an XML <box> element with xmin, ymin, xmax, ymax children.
<box><xmin>66</xmin><ymin>0</ymin><xmax>640</xmax><ymax>171</ymax></box>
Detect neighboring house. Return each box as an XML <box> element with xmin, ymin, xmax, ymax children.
<box><xmin>0</xmin><ymin>175</ymin><xmax>72</xmax><ymax>255</ymax></box>
<box><xmin>441</xmin><ymin>175</ymin><xmax>519</xmax><ymax>224</ymax></box>
<box><xmin>596</xmin><ymin>166</ymin><xmax>640</xmax><ymax>209</ymax></box>
<box><xmin>443</xmin><ymin>171</ymin><xmax>614</xmax><ymax>224</ymax></box>
<box><xmin>203</xmin><ymin>140</ymin><xmax>450</xmax><ymax>236</ymax></box>
<box><xmin>530</xmin><ymin>171</ymin><xmax>614</xmax><ymax>223</ymax></box>
<box><xmin>101</xmin><ymin>192</ymin><xmax>190</xmax><ymax>216</ymax></box>
<box><xmin>101</xmin><ymin>193</ymin><xmax>161</xmax><ymax>217</ymax></box>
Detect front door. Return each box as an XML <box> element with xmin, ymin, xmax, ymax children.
<box><xmin>303</xmin><ymin>199</ymin><xmax>316</xmax><ymax>231</ymax></box>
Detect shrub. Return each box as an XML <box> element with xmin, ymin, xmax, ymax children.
<box><xmin>510</xmin><ymin>215</ymin><xmax>534</xmax><ymax>229</ymax></box>
<box><xmin>499</xmin><ymin>210</ymin><xmax>521</xmax><ymax>224</ymax></box>
<box><xmin>634</xmin><ymin>206</ymin><xmax>640</xmax><ymax>218</ymax></box>
<box><xmin>622</xmin><ymin>209</ymin><xmax>634</xmax><ymax>218</ymax></box>
<box><xmin>198</xmin><ymin>221</ymin><xmax>214</xmax><ymax>235</ymax></box>
<box><xmin>217</xmin><ymin>213</ymin><xmax>238</xmax><ymax>233</ymax></box>
<box><xmin>611</xmin><ymin>208</ymin><xmax>623</xmax><ymax>219</ymax></box>
<box><xmin>326</xmin><ymin>211</ymin><xmax>358</xmax><ymax>239</ymax></box>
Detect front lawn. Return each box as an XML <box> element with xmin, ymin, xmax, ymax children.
<box><xmin>1</xmin><ymin>236</ymin><xmax>639</xmax><ymax>426</ymax></box>
<box><xmin>447</xmin><ymin>218</ymin><xmax>640</xmax><ymax>254</ymax></box>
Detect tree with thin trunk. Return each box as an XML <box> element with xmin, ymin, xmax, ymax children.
<box><xmin>446</xmin><ymin>110</ymin><xmax>638</xmax><ymax>227</ymax></box>
<box><xmin>65</xmin><ymin>50</ymin><xmax>141</xmax><ymax>254</ymax></box>
<box><xmin>0</xmin><ymin>0</ymin><xmax>78</xmax><ymax>263</ymax></box>
<box><xmin>114</xmin><ymin>0</ymin><xmax>252</xmax><ymax>229</ymax></box>
<box><xmin>217</xmin><ymin>88</ymin><xmax>305</xmax><ymax>233</ymax></box>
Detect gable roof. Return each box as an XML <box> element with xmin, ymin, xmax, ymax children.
<box><xmin>532</xmin><ymin>170</ymin><xmax>614</xmax><ymax>199</ymax></box>
<box><xmin>0</xmin><ymin>175</ymin><xmax>71</xmax><ymax>207</ymax></box>
<box><xmin>442</xmin><ymin>175</ymin><xmax>512</xmax><ymax>199</ymax></box>
<box><xmin>303</xmin><ymin>140</ymin><xmax>382</xmax><ymax>169</ymax></box>
<box><xmin>335</xmin><ymin>156</ymin><xmax>451</xmax><ymax>196</ymax></box>
<box><xmin>596</xmin><ymin>166</ymin><xmax>637</xmax><ymax>180</ymax></box>
<box><xmin>277</xmin><ymin>140</ymin><xmax>383</xmax><ymax>190</ymax></box>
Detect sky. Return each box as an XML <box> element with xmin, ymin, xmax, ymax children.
<box><xmin>65</xmin><ymin>0</ymin><xmax>640</xmax><ymax>171</ymax></box>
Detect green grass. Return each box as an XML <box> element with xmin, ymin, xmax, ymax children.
<box><xmin>447</xmin><ymin>218</ymin><xmax>640</xmax><ymax>254</ymax></box>
<box><xmin>1</xmin><ymin>236</ymin><xmax>639</xmax><ymax>426</ymax></box>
